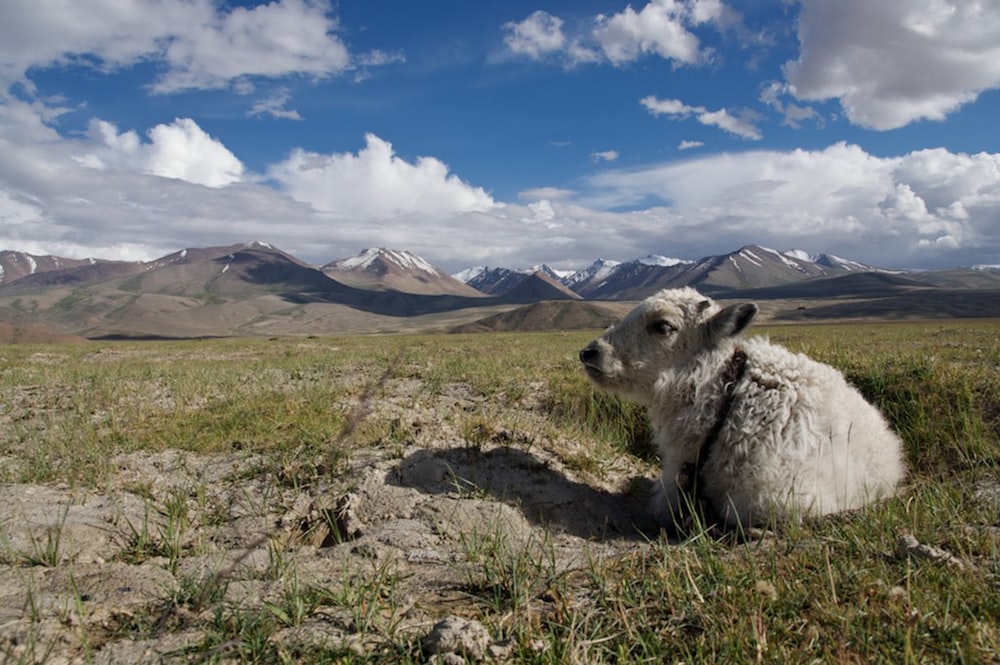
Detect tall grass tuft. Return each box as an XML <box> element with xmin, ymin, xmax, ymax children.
<box><xmin>846</xmin><ymin>356</ymin><xmax>998</xmax><ymax>474</ymax></box>
<box><xmin>543</xmin><ymin>373</ymin><xmax>653</xmax><ymax>458</ymax></box>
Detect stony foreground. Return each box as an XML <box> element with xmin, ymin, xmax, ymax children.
<box><xmin>0</xmin><ymin>376</ymin><xmax>655</xmax><ymax>663</ymax></box>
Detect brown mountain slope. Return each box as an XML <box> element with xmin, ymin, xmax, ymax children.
<box><xmin>713</xmin><ymin>272</ymin><xmax>934</xmax><ymax>299</ymax></box>
<box><xmin>451</xmin><ymin>300</ymin><xmax>632</xmax><ymax>333</ymax></box>
<box><xmin>0</xmin><ymin>251</ymin><xmax>104</xmax><ymax>285</ymax></box>
<box><xmin>772</xmin><ymin>289</ymin><xmax>1000</xmax><ymax>321</ymax></box>
<box><xmin>120</xmin><ymin>246</ymin><xmax>343</xmax><ymax>297</ymax></box>
<box><xmin>0</xmin><ymin>244</ymin><xmax>502</xmax><ymax>338</ymax></box>
<box><xmin>0</xmin><ymin>259</ymin><xmax>146</xmax><ymax>294</ymax></box>
<box><xmin>501</xmin><ymin>271</ymin><xmax>581</xmax><ymax>303</ymax></box>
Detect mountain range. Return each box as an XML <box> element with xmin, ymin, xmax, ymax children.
<box><xmin>0</xmin><ymin>242</ymin><xmax>997</xmax><ymax>340</ymax></box>
<box><xmin>463</xmin><ymin>246</ymin><xmax>885</xmax><ymax>300</ymax></box>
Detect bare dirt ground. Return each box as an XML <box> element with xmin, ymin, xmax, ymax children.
<box><xmin>0</xmin><ymin>373</ymin><xmax>658</xmax><ymax>663</ymax></box>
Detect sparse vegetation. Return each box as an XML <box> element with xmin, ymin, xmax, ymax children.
<box><xmin>0</xmin><ymin>320</ymin><xmax>997</xmax><ymax>662</ymax></box>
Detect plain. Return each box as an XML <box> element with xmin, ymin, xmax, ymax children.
<box><xmin>0</xmin><ymin>320</ymin><xmax>997</xmax><ymax>663</ymax></box>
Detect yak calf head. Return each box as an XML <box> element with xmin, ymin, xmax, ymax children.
<box><xmin>579</xmin><ymin>287</ymin><xmax>758</xmax><ymax>404</ymax></box>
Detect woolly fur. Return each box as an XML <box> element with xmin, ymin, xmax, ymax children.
<box><xmin>580</xmin><ymin>287</ymin><xmax>906</xmax><ymax>529</ymax></box>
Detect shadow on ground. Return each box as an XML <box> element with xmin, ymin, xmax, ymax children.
<box><xmin>388</xmin><ymin>446</ymin><xmax>658</xmax><ymax>541</ymax></box>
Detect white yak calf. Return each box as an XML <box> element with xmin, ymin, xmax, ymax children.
<box><xmin>579</xmin><ymin>287</ymin><xmax>906</xmax><ymax>530</ymax></box>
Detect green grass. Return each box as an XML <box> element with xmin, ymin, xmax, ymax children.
<box><xmin>764</xmin><ymin>322</ymin><xmax>1000</xmax><ymax>475</ymax></box>
<box><xmin>0</xmin><ymin>321</ymin><xmax>998</xmax><ymax>662</ymax></box>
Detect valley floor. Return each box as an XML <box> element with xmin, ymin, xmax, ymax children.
<box><xmin>0</xmin><ymin>324</ymin><xmax>997</xmax><ymax>662</ymax></box>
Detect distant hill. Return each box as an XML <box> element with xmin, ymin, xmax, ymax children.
<box><xmin>906</xmin><ymin>267</ymin><xmax>1000</xmax><ymax>289</ymax></box>
<box><xmin>452</xmin><ymin>300</ymin><xmax>631</xmax><ymax>333</ymax></box>
<box><xmin>714</xmin><ymin>271</ymin><xmax>935</xmax><ymax>300</ymax></box>
<box><xmin>129</xmin><ymin>243</ymin><xmax>341</xmax><ymax>297</ymax></box>
<box><xmin>0</xmin><ymin>256</ymin><xmax>145</xmax><ymax>293</ymax></box>
<box><xmin>772</xmin><ymin>289</ymin><xmax>1000</xmax><ymax>321</ymax></box>
<box><xmin>501</xmin><ymin>271</ymin><xmax>582</xmax><ymax>303</ymax></box>
<box><xmin>0</xmin><ymin>250</ymin><xmax>108</xmax><ymax>285</ymax></box>
<box><xmin>710</xmin><ymin>271</ymin><xmax>1000</xmax><ymax>321</ymax></box>
<box><xmin>323</xmin><ymin>247</ymin><xmax>485</xmax><ymax>297</ymax></box>
<box><xmin>566</xmin><ymin>255</ymin><xmax>691</xmax><ymax>298</ymax></box>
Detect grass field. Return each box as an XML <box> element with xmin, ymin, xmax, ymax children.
<box><xmin>0</xmin><ymin>320</ymin><xmax>998</xmax><ymax>663</ymax></box>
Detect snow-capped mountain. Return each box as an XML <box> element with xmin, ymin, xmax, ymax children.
<box><xmin>461</xmin><ymin>266</ymin><xmax>527</xmax><ymax>296</ymax></box>
<box><xmin>459</xmin><ymin>264</ymin><xmax>571</xmax><ymax>297</ymax></box>
<box><xmin>533</xmin><ymin>264</ymin><xmax>576</xmax><ymax>281</ymax></box>
<box><xmin>451</xmin><ymin>265</ymin><xmax>487</xmax><ymax>284</ymax></box>
<box><xmin>561</xmin><ymin>259</ymin><xmax>622</xmax><ymax>291</ymax></box>
<box><xmin>562</xmin><ymin>255</ymin><xmax>695</xmax><ymax>299</ymax></box>
<box><xmin>0</xmin><ymin>250</ymin><xmax>100</xmax><ymax>285</ymax></box>
<box><xmin>323</xmin><ymin>247</ymin><xmax>484</xmax><ymax>297</ymax></box>
<box><xmin>638</xmin><ymin>254</ymin><xmax>689</xmax><ymax>267</ymax></box>
<box><xmin>456</xmin><ymin>246</ymin><xmax>889</xmax><ymax>299</ymax></box>
<box><xmin>328</xmin><ymin>247</ymin><xmax>437</xmax><ymax>274</ymax></box>
<box><xmin>784</xmin><ymin>249</ymin><xmax>883</xmax><ymax>273</ymax></box>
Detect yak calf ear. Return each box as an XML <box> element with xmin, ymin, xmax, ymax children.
<box><xmin>706</xmin><ymin>302</ymin><xmax>758</xmax><ymax>345</ymax></box>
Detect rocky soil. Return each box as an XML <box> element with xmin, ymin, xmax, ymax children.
<box><xmin>0</xmin><ymin>374</ymin><xmax>658</xmax><ymax>663</ymax></box>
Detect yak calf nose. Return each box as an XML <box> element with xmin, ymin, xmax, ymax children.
<box><xmin>579</xmin><ymin>344</ymin><xmax>599</xmax><ymax>363</ymax></box>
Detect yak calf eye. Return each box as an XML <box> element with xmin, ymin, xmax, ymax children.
<box><xmin>648</xmin><ymin>320</ymin><xmax>675</xmax><ymax>335</ymax></box>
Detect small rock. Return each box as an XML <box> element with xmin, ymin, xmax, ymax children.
<box><xmin>334</xmin><ymin>492</ymin><xmax>364</xmax><ymax>540</ymax></box>
<box><xmin>896</xmin><ymin>533</ymin><xmax>972</xmax><ymax>571</ymax></box>
<box><xmin>972</xmin><ymin>479</ymin><xmax>1000</xmax><ymax>505</ymax></box>
<box><xmin>487</xmin><ymin>638</ymin><xmax>515</xmax><ymax>660</ymax></box>
<box><xmin>422</xmin><ymin>615</ymin><xmax>491</xmax><ymax>661</ymax></box>
<box><xmin>429</xmin><ymin>654</ymin><xmax>466</xmax><ymax>665</ymax></box>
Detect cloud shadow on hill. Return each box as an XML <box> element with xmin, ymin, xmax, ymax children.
<box><xmin>278</xmin><ymin>289</ymin><xmax>499</xmax><ymax>317</ymax></box>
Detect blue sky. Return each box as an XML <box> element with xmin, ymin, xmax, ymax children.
<box><xmin>2</xmin><ymin>0</ymin><xmax>999</xmax><ymax>272</ymax></box>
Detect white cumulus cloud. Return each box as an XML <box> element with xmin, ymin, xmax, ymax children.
<box><xmin>82</xmin><ymin>118</ymin><xmax>245</xmax><ymax>187</ymax></box>
<box><xmin>580</xmin><ymin>142</ymin><xmax>1000</xmax><ymax>267</ymax></box>
<box><xmin>0</xmin><ymin>0</ymin><xmax>357</xmax><ymax>93</ymax></box>
<box><xmin>784</xmin><ymin>0</ymin><xmax>1000</xmax><ymax>129</ymax></box>
<box><xmin>641</xmin><ymin>95</ymin><xmax>762</xmax><ymax>139</ymax></box>
<box><xmin>593</xmin><ymin>0</ymin><xmax>715</xmax><ymax>66</ymax></box>
<box><xmin>503</xmin><ymin>11</ymin><xmax>567</xmax><ymax>59</ymax></box>
<box><xmin>269</xmin><ymin>133</ymin><xmax>497</xmax><ymax>218</ymax></box>
<box><xmin>501</xmin><ymin>0</ymin><xmax>730</xmax><ymax>67</ymax></box>
<box><xmin>156</xmin><ymin>0</ymin><xmax>350</xmax><ymax>93</ymax></box>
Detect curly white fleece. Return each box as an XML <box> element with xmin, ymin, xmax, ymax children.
<box><xmin>581</xmin><ymin>287</ymin><xmax>906</xmax><ymax>529</ymax></box>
